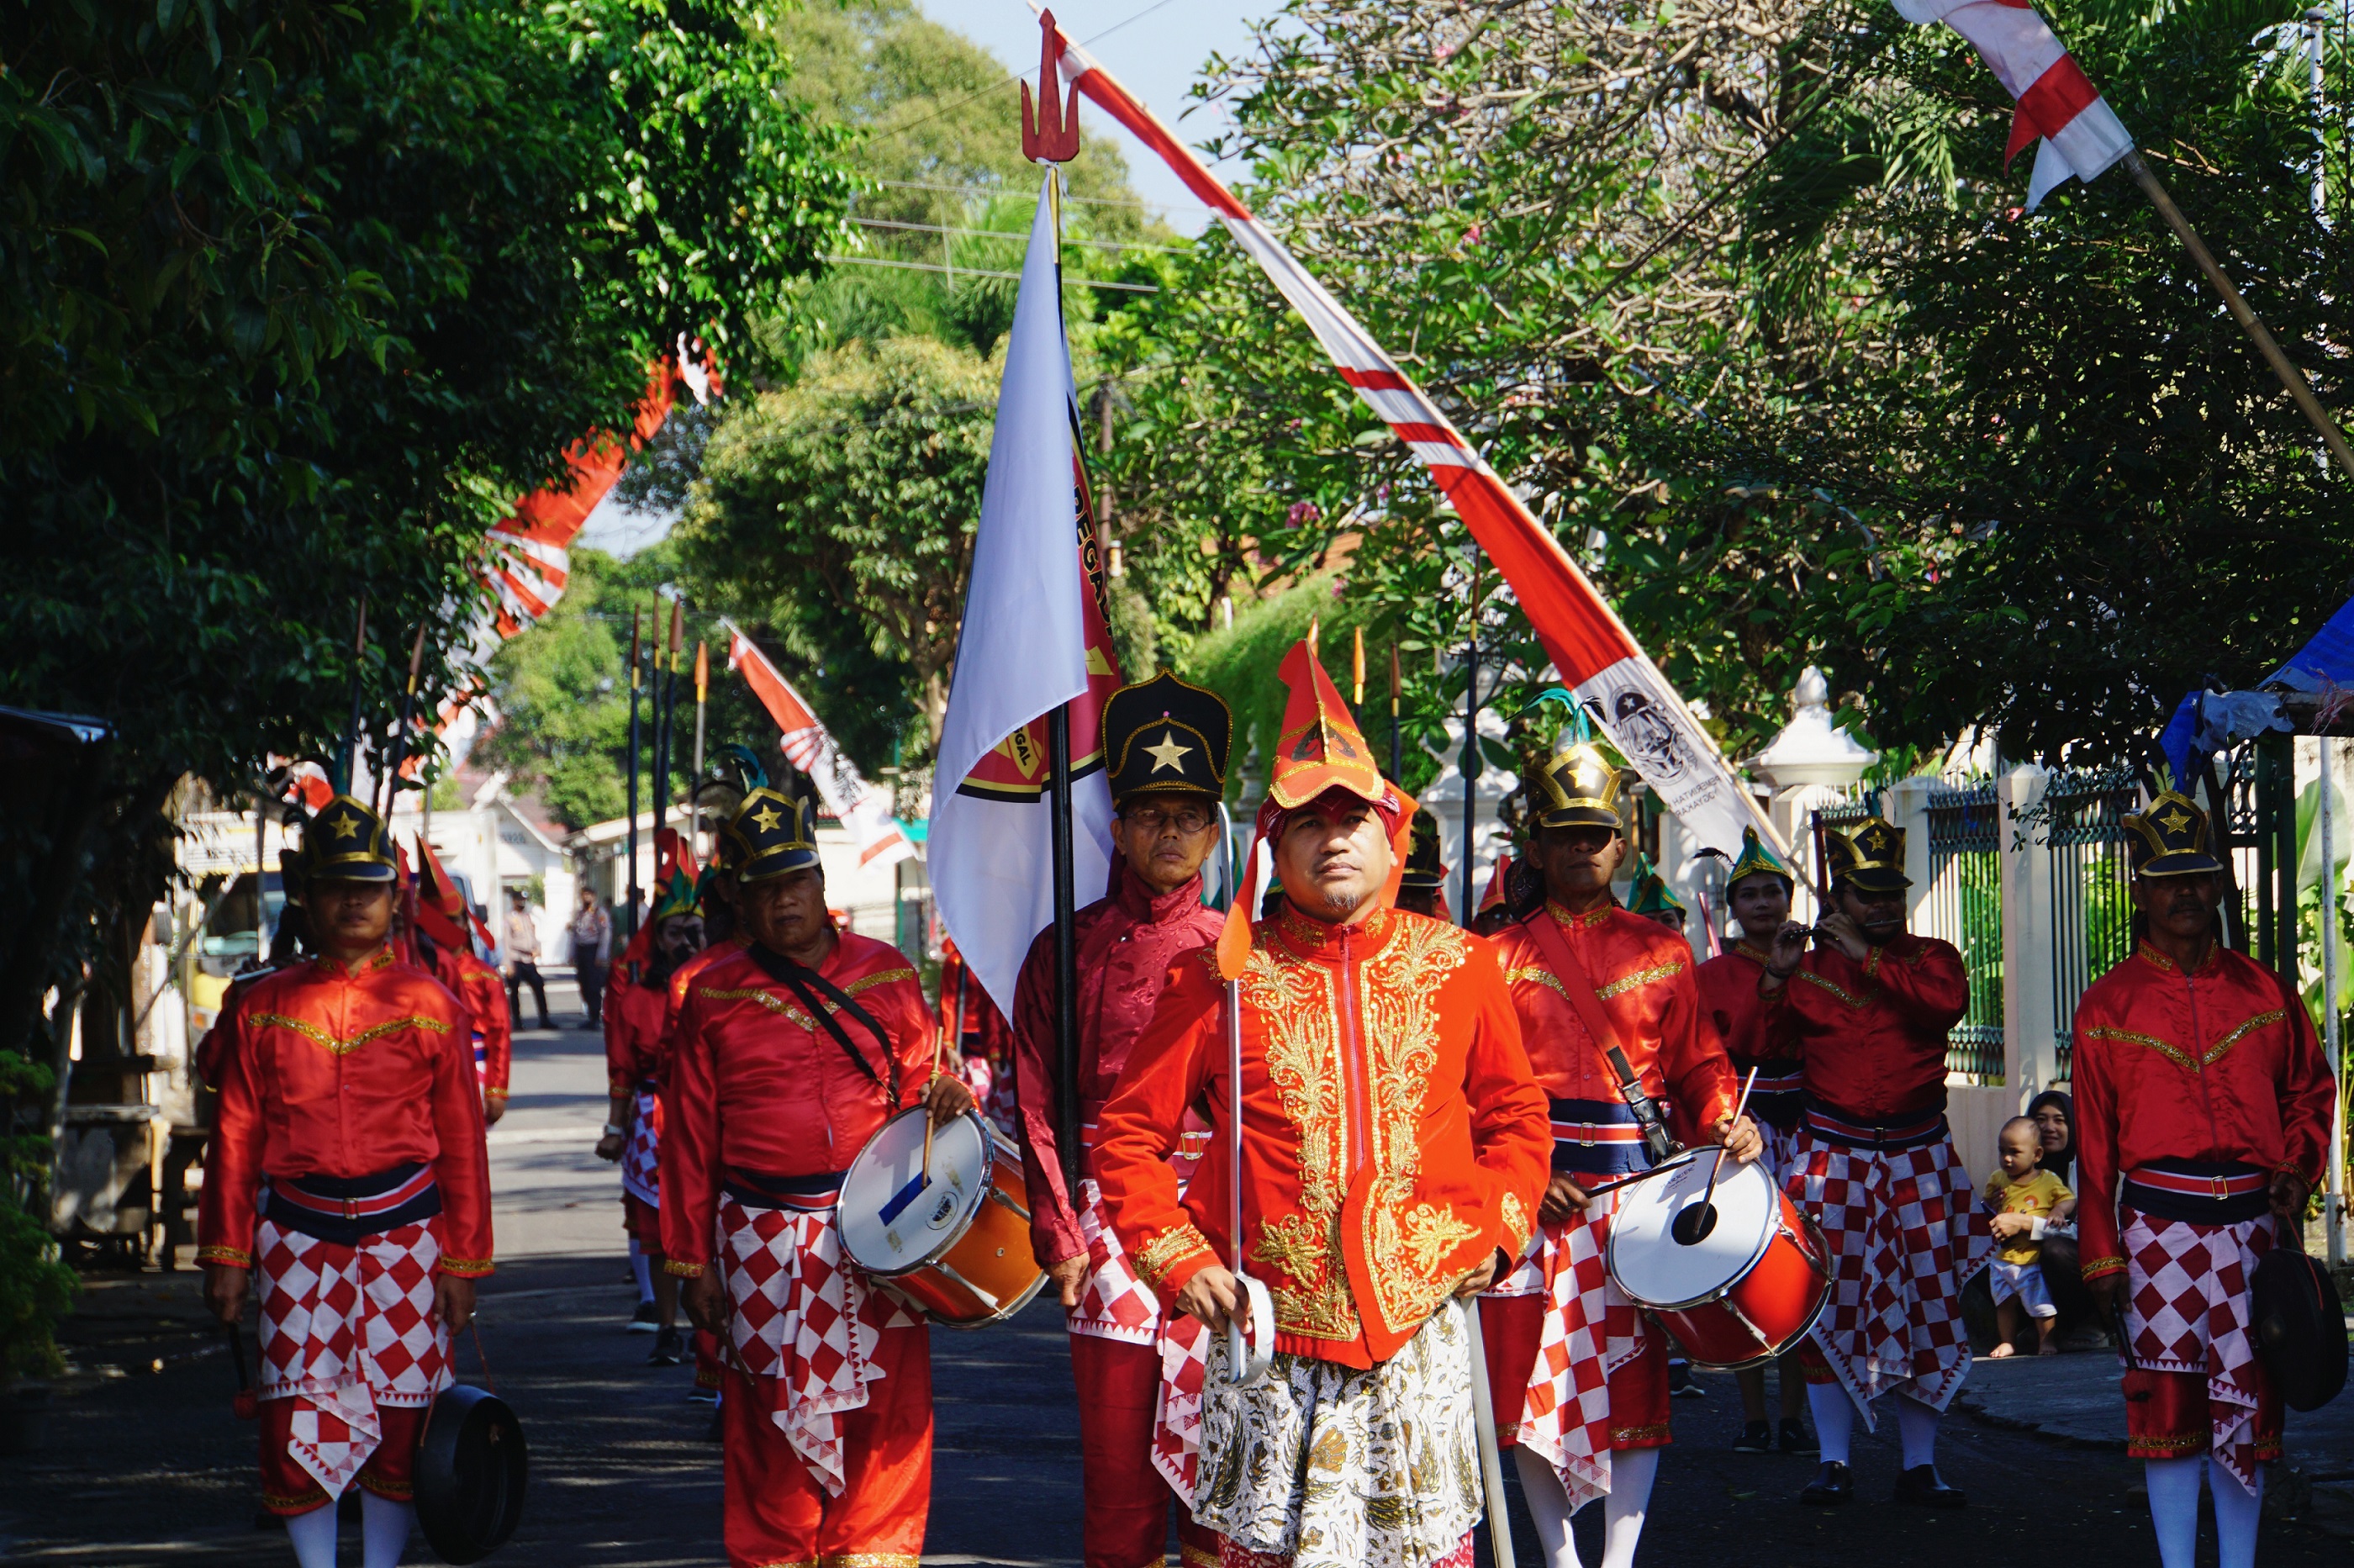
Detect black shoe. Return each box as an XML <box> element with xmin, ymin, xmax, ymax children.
<box><xmin>1894</xmin><ymin>1465</ymin><xmax>1966</xmax><ymax>1508</ymax></box>
<box><xmin>1779</xmin><ymin>1418</ymin><xmax>1818</xmax><ymax>1455</ymax></box>
<box><xmin>626</xmin><ymin>1301</ymin><xmax>660</xmax><ymax>1333</ymax></box>
<box><xmin>648</xmin><ymin>1326</ymin><xmax>684</xmax><ymax>1366</ymax></box>
<box><xmin>688</xmin><ymin>1386</ymin><xmax>720</xmax><ymax>1406</ymax></box>
<box><xmin>1734</xmin><ymin>1421</ymin><xmax>1773</xmax><ymax>1454</ymax></box>
<box><xmin>1670</xmin><ymin>1362</ymin><xmax>1707</xmax><ymax>1398</ymax></box>
<box><xmin>703</xmin><ymin>1407</ymin><xmax>723</xmax><ymax>1442</ymax></box>
<box><xmin>1799</xmin><ymin>1461</ymin><xmax>1853</xmax><ymax>1506</ymax></box>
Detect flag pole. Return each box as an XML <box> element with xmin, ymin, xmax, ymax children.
<box><xmin>652</xmin><ymin>599</ymin><xmax>675</xmax><ymax>851</ymax></box>
<box><xmin>2121</xmin><ymin>150</ymin><xmax>2354</xmax><ymax>483</ymax></box>
<box><xmin>692</xmin><ymin>638</ymin><xmax>710</xmax><ymax>863</ymax></box>
<box><xmin>339</xmin><ymin>594</ymin><xmax>370</xmax><ymax>796</ymax></box>
<box><xmin>383</xmin><ymin>624</ymin><xmax>428</xmax><ymax>821</ymax></box>
<box><xmin>625</xmin><ymin>609</ymin><xmax>643</xmax><ymax>941</ymax></box>
<box><xmin>1389</xmin><ymin>641</ymin><xmax>1402</xmax><ymax>781</ymax></box>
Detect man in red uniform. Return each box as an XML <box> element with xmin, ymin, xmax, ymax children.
<box><xmin>1095</xmin><ymin>639</ymin><xmax>1550</xmax><ymax>1568</ymax></box>
<box><xmin>413</xmin><ymin>838</ymin><xmax>512</xmax><ymax>1122</ymax></box>
<box><xmin>1693</xmin><ymin>827</ymin><xmax>1812</xmax><ymax>1454</ymax></box>
<box><xmin>1013</xmin><ymin>672</ymin><xmax>1230</xmax><ymax>1568</ymax></box>
<box><xmin>1480</xmin><ymin>745</ymin><xmax>1758</xmax><ymax>1568</ymax></box>
<box><xmin>1760</xmin><ymin>814</ymin><xmax>1988</xmax><ymax>1508</ymax></box>
<box><xmin>665</xmin><ymin>855</ymin><xmax>742</xmax><ymax>1407</ymax></box>
<box><xmin>597</xmin><ymin>832</ymin><xmax>706</xmax><ymax>1361</ymax></box>
<box><xmin>2073</xmin><ymin>790</ymin><xmax>2335</xmax><ymax>1568</ymax></box>
<box><xmin>198</xmin><ymin>795</ymin><xmax>493</xmax><ymax>1568</ymax></box>
<box><xmin>663</xmin><ymin>787</ymin><xmax>973</xmax><ymax>1568</ymax></box>
<box><xmin>941</xmin><ymin>934</ymin><xmax>1019</xmax><ymax>1134</ymax></box>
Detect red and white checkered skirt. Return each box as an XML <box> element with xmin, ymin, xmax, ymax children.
<box><xmin>256</xmin><ymin>1217</ymin><xmax>451</xmax><ymax>1500</ymax></box>
<box><xmin>717</xmin><ymin>1195</ymin><xmax>918</xmax><ymax>1498</ymax></box>
<box><xmin>621</xmin><ymin>1088</ymin><xmax>661</xmax><ymax>1208</ymax></box>
<box><xmin>1059</xmin><ymin>1176</ymin><xmax>1213</xmax><ymax>1496</ymax></box>
<box><xmin>1786</xmin><ymin>1128</ymin><xmax>1990</xmax><ymax>1419</ymax></box>
<box><xmin>2122</xmin><ymin>1209</ymin><xmax>2275</xmax><ymax>1490</ymax></box>
<box><xmin>1483</xmin><ymin>1191</ymin><xmax>1649</xmax><ymax>1511</ymax></box>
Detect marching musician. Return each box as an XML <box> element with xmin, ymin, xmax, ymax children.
<box><xmin>1759</xmin><ymin>815</ymin><xmax>1988</xmax><ymax>1507</ymax></box>
<box><xmin>1395</xmin><ymin>807</ymin><xmax>1450</xmax><ymax>920</ymax></box>
<box><xmin>595</xmin><ymin>832</ymin><xmax>706</xmax><ymax>1365</ymax></box>
<box><xmin>1692</xmin><ymin>828</ymin><xmax>1813</xmax><ymax>1454</ymax></box>
<box><xmin>1011</xmin><ymin>673</ymin><xmax>1230</xmax><ymax>1568</ymax></box>
<box><xmin>198</xmin><ymin>795</ymin><xmax>493</xmax><ymax>1568</ymax></box>
<box><xmin>662</xmin><ymin>788</ymin><xmax>972</xmax><ymax>1568</ymax></box>
<box><xmin>664</xmin><ymin>847</ymin><xmax>743</xmax><ymax>1410</ymax></box>
<box><xmin>412</xmin><ymin>850</ymin><xmax>512</xmax><ymax>1127</ymax></box>
<box><xmin>1480</xmin><ymin>745</ymin><xmax>1758</xmax><ymax>1568</ymax></box>
<box><xmin>2072</xmin><ymin>791</ymin><xmax>2335</xmax><ymax>1568</ymax></box>
<box><xmin>1095</xmin><ymin>639</ymin><xmax>1549</xmax><ymax>1568</ymax></box>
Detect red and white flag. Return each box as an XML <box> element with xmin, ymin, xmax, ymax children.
<box><xmin>1896</xmin><ymin>0</ymin><xmax>2135</xmax><ymax>210</ymax></box>
<box><xmin>1041</xmin><ymin>21</ymin><xmax>1773</xmax><ymax>858</ymax></box>
<box><xmin>724</xmin><ymin>620</ymin><xmax>914</xmax><ymax>872</ymax></box>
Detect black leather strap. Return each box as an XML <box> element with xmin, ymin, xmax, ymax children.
<box><xmin>743</xmin><ymin>942</ymin><xmax>900</xmax><ymax>1106</ymax></box>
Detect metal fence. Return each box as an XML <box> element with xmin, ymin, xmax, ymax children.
<box><xmin>2040</xmin><ymin>768</ymin><xmax>2138</xmax><ymax>1082</ymax></box>
<box><xmin>1922</xmin><ymin>781</ymin><xmax>2004</xmax><ymax>1083</ymax></box>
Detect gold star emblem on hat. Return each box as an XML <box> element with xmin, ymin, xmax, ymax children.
<box><xmin>2159</xmin><ymin>805</ymin><xmax>2191</xmax><ymax>835</ymax></box>
<box><xmin>752</xmin><ymin>804</ymin><xmax>783</xmax><ymax>833</ymax></box>
<box><xmin>1863</xmin><ymin>826</ymin><xmax>1888</xmax><ymax>853</ymax></box>
<box><xmin>1143</xmin><ymin>729</ymin><xmax>1192</xmax><ymax>773</ymax></box>
<box><xmin>328</xmin><ymin>813</ymin><xmax>362</xmax><ymax>841</ymax></box>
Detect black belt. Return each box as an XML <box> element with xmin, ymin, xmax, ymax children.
<box><xmin>1800</xmin><ymin>1098</ymin><xmax>1950</xmax><ymax>1150</ymax></box>
<box><xmin>2121</xmin><ymin>1159</ymin><xmax>2272</xmax><ymax>1225</ymax></box>
<box><xmin>265</xmin><ymin>1162</ymin><xmax>442</xmax><ymax>1247</ymax></box>
<box><xmin>722</xmin><ymin>1166</ymin><xmax>849</xmax><ymax>1212</ymax></box>
<box><xmin>1547</xmin><ymin>1097</ymin><xmax>1652</xmax><ymax>1178</ymax></box>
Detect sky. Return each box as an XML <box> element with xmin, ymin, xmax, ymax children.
<box><xmin>578</xmin><ymin>0</ymin><xmax>1265</xmax><ymax>558</ymax></box>
<box><xmin>910</xmin><ymin>0</ymin><xmax>1264</xmax><ymax>238</ymax></box>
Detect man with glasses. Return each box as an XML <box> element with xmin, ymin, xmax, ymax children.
<box><xmin>1012</xmin><ymin>672</ymin><xmax>1233</xmax><ymax>1568</ymax></box>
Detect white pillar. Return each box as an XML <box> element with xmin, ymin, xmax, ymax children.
<box><xmin>1997</xmin><ymin>764</ymin><xmax>2056</xmax><ymax>1101</ymax></box>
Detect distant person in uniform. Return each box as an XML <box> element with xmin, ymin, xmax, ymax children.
<box><xmin>503</xmin><ymin>888</ymin><xmax>550</xmax><ymax>1030</ymax></box>
<box><xmin>572</xmin><ymin>889</ymin><xmax>613</xmax><ymax>1029</ymax></box>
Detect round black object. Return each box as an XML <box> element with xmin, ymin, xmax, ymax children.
<box><xmin>2251</xmin><ymin>1244</ymin><xmax>2346</xmax><ymax>1413</ymax></box>
<box><xmin>414</xmin><ymin>1384</ymin><xmax>527</xmax><ymax>1563</ymax></box>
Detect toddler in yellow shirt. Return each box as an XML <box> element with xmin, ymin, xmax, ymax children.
<box><xmin>1982</xmin><ymin>1116</ymin><xmax>2076</xmax><ymax>1356</ymax></box>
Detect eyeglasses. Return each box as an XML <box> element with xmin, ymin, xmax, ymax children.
<box><xmin>1122</xmin><ymin>804</ymin><xmax>1217</xmax><ymax>836</ymax></box>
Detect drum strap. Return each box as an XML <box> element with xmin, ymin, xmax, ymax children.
<box><xmin>1520</xmin><ymin>911</ymin><xmax>1680</xmax><ymax>1164</ymax></box>
<box><xmin>744</xmin><ymin>943</ymin><xmax>901</xmax><ymax>1107</ymax></box>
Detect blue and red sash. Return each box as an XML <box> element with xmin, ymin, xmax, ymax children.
<box><xmin>264</xmin><ymin>1162</ymin><xmax>441</xmax><ymax>1247</ymax></box>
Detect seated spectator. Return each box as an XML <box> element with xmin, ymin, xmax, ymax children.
<box><xmin>1982</xmin><ymin>1116</ymin><xmax>2076</xmax><ymax>1356</ymax></box>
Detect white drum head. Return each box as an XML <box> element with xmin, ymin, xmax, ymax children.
<box><xmin>837</xmin><ymin>1108</ymin><xmax>989</xmax><ymax>1276</ymax></box>
<box><xmin>1605</xmin><ymin>1155</ymin><xmax>1777</xmax><ymax>1311</ymax></box>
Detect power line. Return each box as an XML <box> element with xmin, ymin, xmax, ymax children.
<box><xmin>867</xmin><ymin>177</ymin><xmax>1207</xmax><ymax>214</ymax></box>
<box><xmin>850</xmin><ymin>214</ymin><xmax>1192</xmax><ymax>255</ymax></box>
<box><xmin>822</xmin><ymin>254</ymin><xmax>1159</xmax><ymax>293</ymax></box>
<box><xmin>863</xmin><ymin>0</ymin><xmax>1192</xmax><ymax>150</ymax></box>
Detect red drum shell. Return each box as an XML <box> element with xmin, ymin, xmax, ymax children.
<box><xmin>1650</xmin><ymin>1187</ymin><xmax>1830</xmax><ymax>1370</ymax></box>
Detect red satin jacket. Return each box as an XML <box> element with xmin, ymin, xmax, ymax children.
<box><xmin>1488</xmin><ymin>901</ymin><xmax>1737</xmax><ymax>1148</ymax></box>
<box><xmin>659</xmin><ymin>933</ymin><xmax>935</xmax><ymax>1275</ymax></box>
<box><xmin>1695</xmin><ymin>942</ymin><xmax>1802</xmax><ymax>1127</ymax></box>
<box><xmin>435</xmin><ymin>947</ymin><xmax>512</xmax><ymax>1101</ymax></box>
<box><xmin>2071</xmin><ymin>941</ymin><xmax>2336</xmax><ymax>1281</ymax></box>
<box><xmin>1761</xmin><ymin>934</ymin><xmax>1969</xmax><ymax>1122</ymax></box>
<box><xmin>197</xmin><ymin>948</ymin><xmax>493</xmax><ymax>1275</ymax></box>
<box><xmin>1013</xmin><ymin>861</ymin><xmax>1225</xmax><ymax>1267</ymax></box>
<box><xmin>604</xmin><ymin>974</ymin><xmax>670</xmax><ymax>1097</ymax></box>
<box><xmin>1095</xmin><ymin>905</ymin><xmax>1550</xmax><ymax>1368</ymax></box>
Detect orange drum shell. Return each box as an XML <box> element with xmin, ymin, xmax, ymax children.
<box><xmin>1649</xmin><ymin>1189</ymin><xmax>1830</xmax><ymax>1370</ymax></box>
<box><xmin>872</xmin><ymin>1134</ymin><xmax>1045</xmax><ymax>1328</ymax></box>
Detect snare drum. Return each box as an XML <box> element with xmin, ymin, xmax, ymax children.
<box><xmin>837</xmin><ymin>1106</ymin><xmax>1047</xmax><ymax>1328</ymax></box>
<box><xmin>1605</xmin><ymin>1155</ymin><xmax>1829</xmax><ymax>1370</ymax></box>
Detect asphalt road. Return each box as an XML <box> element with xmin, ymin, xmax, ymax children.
<box><xmin>3</xmin><ymin>995</ymin><xmax>2346</xmax><ymax>1565</ymax></box>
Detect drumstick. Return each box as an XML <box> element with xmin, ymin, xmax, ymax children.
<box><xmin>1697</xmin><ymin>1066</ymin><xmax>1761</xmax><ymax>1216</ymax></box>
<box><xmin>922</xmin><ymin>1026</ymin><xmax>947</xmax><ymax>1184</ymax></box>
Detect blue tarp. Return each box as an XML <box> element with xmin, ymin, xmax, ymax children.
<box><xmin>2159</xmin><ymin>592</ymin><xmax>2354</xmax><ymax>784</ymax></box>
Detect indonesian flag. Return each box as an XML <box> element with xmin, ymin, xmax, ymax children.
<box><xmin>722</xmin><ymin>620</ymin><xmax>914</xmax><ymax>872</ymax></box>
<box><xmin>1038</xmin><ymin>21</ymin><xmax>1776</xmax><ymax>860</ymax></box>
<box><xmin>929</xmin><ymin>170</ymin><xmax>1125</xmax><ymax>1016</ymax></box>
<box><xmin>1896</xmin><ymin>0</ymin><xmax>2135</xmax><ymax>211</ymax></box>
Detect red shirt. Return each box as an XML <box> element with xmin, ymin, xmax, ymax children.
<box><xmin>1763</xmin><ymin>934</ymin><xmax>1968</xmax><ymax>1122</ymax></box>
<box><xmin>1012</xmin><ymin>862</ymin><xmax>1225</xmax><ymax>1266</ymax></box>
<box><xmin>659</xmin><ymin>933</ymin><xmax>935</xmax><ymax>1274</ymax></box>
<box><xmin>2071</xmin><ymin>941</ymin><xmax>2337</xmax><ymax>1281</ymax></box>
<box><xmin>435</xmin><ymin>947</ymin><xmax>512</xmax><ymax>1098</ymax></box>
<box><xmin>1487</xmin><ymin>901</ymin><xmax>1736</xmax><ymax>1150</ymax></box>
<box><xmin>196</xmin><ymin>948</ymin><xmax>493</xmax><ymax>1274</ymax></box>
<box><xmin>604</xmin><ymin>974</ymin><xmax>670</xmax><ymax>1097</ymax></box>
<box><xmin>1695</xmin><ymin>942</ymin><xmax>1802</xmax><ymax>1127</ymax></box>
<box><xmin>1095</xmin><ymin>905</ymin><xmax>1550</xmax><ymax>1368</ymax></box>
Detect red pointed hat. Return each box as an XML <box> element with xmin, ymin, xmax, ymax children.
<box><xmin>1218</xmin><ymin>637</ymin><xmax>1414</xmax><ymax>979</ymax></box>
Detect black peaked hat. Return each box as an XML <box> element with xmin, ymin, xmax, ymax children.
<box><xmin>306</xmin><ymin>794</ymin><xmax>397</xmax><ymax>884</ymax></box>
<box><xmin>2121</xmin><ymin>790</ymin><xmax>2225</xmax><ymax>878</ymax></box>
<box><xmin>1399</xmin><ymin>807</ymin><xmax>1446</xmax><ymax>891</ymax></box>
<box><xmin>1104</xmin><ymin>672</ymin><xmax>1232</xmax><ymax>805</ymax></box>
<box><xmin>726</xmin><ymin>787</ymin><xmax>821</xmax><ymax>884</ymax></box>
<box><xmin>1824</xmin><ymin>816</ymin><xmax>1911</xmax><ymax>894</ymax></box>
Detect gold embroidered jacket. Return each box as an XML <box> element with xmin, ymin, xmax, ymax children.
<box><xmin>196</xmin><ymin>948</ymin><xmax>492</xmax><ymax>1273</ymax></box>
<box><xmin>2071</xmin><ymin>941</ymin><xmax>2335</xmax><ymax>1281</ymax></box>
<box><xmin>1094</xmin><ymin>905</ymin><xmax>1550</xmax><ymax>1368</ymax></box>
